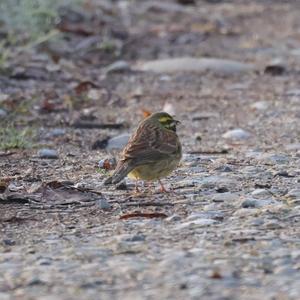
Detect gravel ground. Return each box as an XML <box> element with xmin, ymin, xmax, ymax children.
<box><xmin>1</xmin><ymin>1</ymin><xmax>300</xmax><ymax>299</ymax></box>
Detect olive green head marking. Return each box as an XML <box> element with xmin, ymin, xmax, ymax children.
<box><xmin>149</xmin><ymin>112</ymin><xmax>180</xmax><ymax>132</ymax></box>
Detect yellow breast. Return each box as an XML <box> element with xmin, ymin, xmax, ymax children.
<box><xmin>127</xmin><ymin>159</ymin><xmax>179</xmax><ymax>181</ymax></box>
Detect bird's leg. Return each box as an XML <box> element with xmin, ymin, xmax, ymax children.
<box><xmin>159</xmin><ymin>179</ymin><xmax>168</xmax><ymax>193</ymax></box>
<box><xmin>145</xmin><ymin>181</ymin><xmax>154</xmax><ymax>194</ymax></box>
<box><xmin>135</xmin><ymin>181</ymin><xmax>140</xmax><ymax>193</ymax></box>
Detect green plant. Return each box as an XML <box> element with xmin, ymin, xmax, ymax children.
<box><xmin>0</xmin><ymin>126</ymin><xmax>33</xmax><ymax>150</ymax></box>
<box><xmin>0</xmin><ymin>40</ymin><xmax>10</xmax><ymax>68</ymax></box>
<box><xmin>0</xmin><ymin>0</ymin><xmax>82</xmax><ymax>44</ymax></box>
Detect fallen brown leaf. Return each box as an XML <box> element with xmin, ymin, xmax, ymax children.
<box><xmin>142</xmin><ymin>109</ymin><xmax>152</xmax><ymax>118</ymax></box>
<box><xmin>74</xmin><ymin>81</ymin><xmax>98</xmax><ymax>95</ymax></box>
<box><xmin>119</xmin><ymin>212</ymin><xmax>168</xmax><ymax>220</ymax></box>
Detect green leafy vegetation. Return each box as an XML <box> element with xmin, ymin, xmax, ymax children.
<box><xmin>0</xmin><ymin>0</ymin><xmax>82</xmax><ymax>44</ymax></box>
<box><xmin>0</xmin><ymin>126</ymin><xmax>34</xmax><ymax>150</ymax></box>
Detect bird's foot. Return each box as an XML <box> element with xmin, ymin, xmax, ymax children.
<box><xmin>159</xmin><ymin>180</ymin><xmax>169</xmax><ymax>193</ymax></box>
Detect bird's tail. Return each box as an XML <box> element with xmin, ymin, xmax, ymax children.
<box><xmin>103</xmin><ymin>160</ymin><xmax>134</xmax><ymax>185</ymax></box>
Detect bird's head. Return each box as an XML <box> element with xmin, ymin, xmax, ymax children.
<box><xmin>148</xmin><ymin>112</ymin><xmax>180</xmax><ymax>132</ymax></box>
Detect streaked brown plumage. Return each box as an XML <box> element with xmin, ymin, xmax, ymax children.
<box><xmin>104</xmin><ymin>112</ymin><xmax>182</xmax><ymax>191</ymax></box>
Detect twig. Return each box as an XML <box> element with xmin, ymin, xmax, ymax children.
<box><xmin>72</xmin><ymin>122</ymin><xmax>124</xmax><ymax>129</ymax></box>
<box><xmin>187</xmin><ymin>149</ymin><xmax>228</xmax><ymax>155</ymax></box>
<box><xmin>122</xmin><ymin>201</ymin><xmax>174</xmax><ymax>207</ymax></box>
<box><xmin>119</xmin><ymin>212</ymin><xmax>168</xmax><ymax>220</ymax></box>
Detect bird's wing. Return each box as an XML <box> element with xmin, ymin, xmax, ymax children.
<box><xmin>121</xmin><ymin>121</ymin><xmax>180</xmax><ymax>165</ymax></box>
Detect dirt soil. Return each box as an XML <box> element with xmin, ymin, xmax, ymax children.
<box><xmin>1</xmin><ymin>1</ymin><xmax>300</xmax><ymax>299</ymax></box>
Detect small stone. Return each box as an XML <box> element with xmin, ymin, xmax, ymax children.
<box><xmin>38</xmin><ymin>149</ymin><xmax>59</xmax><ymax>159</ymax></box>
<box><xmin>0</xmin><ymin>108</ymin><xmax>7</xmax><ymax>117</ymax></box>
<box><xmin>211</xmin><ymin>192</ymin><xmax>239</xmax><ymax>203</ymax></box>
<box><xmin>274</xmin><ymin>170</ymin><xmax>294</xmax><ymax>178</ymax></box>
<box><xmin>87</xmin><ymin>89</ymin><xmax>102</xmax><ymax>101</ymax></box>
<box><xmin>250</xmin><ymin>218</ymin><xmax>264</xmax><ymax>226</ymax></box>
<box><xmin>39</xmin><ymin>258</ymin><xmax>52</xmax><ymax>266</ymax></box>
<box><xmin>241</xmin><ymin>199</ymin><xmax>258</xmax><ymax>208</ymax></box>
<box><xmin>92</xmin><ymin>138</ymin><xmax>109</xmax><ymax>150</ymax></box>
<box><xmin>250</xmin><ymin>101</ymin><xmax>269</xmax><ymax>110</ymax></box>
<box><xmin>116</xmin><ymin>181</ymin><xmax>128</xmax><ymax>190</ymax></box>
<box><xmin>106</xmin><ymin>60</ymin><xmax>131</xmax><ymax>74</ymax></box>
<box><xmin>258</xmin><ymin>153</ymin><xmax>289</xmax><ymax>165</ymax></box>
<box><xmin>138</xmin><ymin>57</ymin><xmax>255</xmax><ymax>75</ymax></box>
<box><xmin>264</xmin><ymin>64</ymin><xmax>286</xmax><ymax>76</ymax></box>
<box><xmin>0</xmin><ymin>293</ymin><xmax>11</xmax><ymax>300</ymax></box>
<box><xmin>27</xmin><ymin>278</ymin><xmax>46</xmax><ymax>286</ymax></box>
<box><xmin>286</xmin><ymin>189</ymin><xmax>300</xmax><ymax>201</ymax></box>
<box><xmin>286</xmin><ymin>89</ymin><xmax>300</xmax><ymax>97</ymax></box>
<box><xmin>251</xmin><ymin>189</ymin><xmax>271</xmax><ymax>198</ymax></box>
<box><xmin>163</xmin><ymin>101</ymin><xmax>176</xmax><ymax>116</ymax></box>
<box><xmin>3</xmin><ymin>239</ymin><xmax>15</xmax><ymax>246</ymax></box>
<box><xmin>241</xmin><ymin>198</ymin><xmax>277</xmax><ymax>208</ymax></box>
<box><xmin>96</xmin><ymin>198</ymin><xmax>111</xmax><ymax>210</ymax></box>
<box><xmin>274</xmin><ymin>266</ymin><xmax>297</xmax><ymax>275</ymax></box>
<box><xmin>222</xmin><ymin>128</ymin><xmax>251</xmax><ymax>140</ymax></box>
<box><xmin>187</xmin><ymin>211</ymin><xmax>224</xmax><ymax>221</ymax></box>
<box><xmin>265</xmin><ymin>221</ymin><xmax>283</xmax><ymax>230</ymax></box>
<box><xmin>176</xmin><ymin>218</ymin><xmax>217</xmax><ymax>229</ymax></box>
<box><xmin>0</xmin><ymin>94</ymin><xmax>9</xmax><ymax>102</ymax></box>
<box><xmin>215</xmin><ymin>186</ymin><xmax>229</xmax><ymax>193</ymax></box>
<box><xmin>106</xmin><ymin>134</ymin><xmax>130</xmax><ymax>151</ymax></box>
<box><xmin>46</xmin><ymin>63</ymin><xmax>61</xmax><ymax>72</ymax></box>
<box><xmin>47</xmin><ymin>128</ymin><xmax>66</xmax><ymax>138</ymax></box>
<box><xmin>215</xmin><ymin>165</ymin><xmax>233</xmax><ymax>172</ymax></box>
<box><xmin>125</xmin><ymin>234</ymin><xmax>146</xmax><ymax>242</ymax></box>
<box><xmin>165</xmin><ymin>214</ymin><xmax>181</xmax><ymax>222</ymax></box>
<box><xmin>285</xmin><ymin>143</ymin><xmax>300</xmax><ymax>151</ymax></box>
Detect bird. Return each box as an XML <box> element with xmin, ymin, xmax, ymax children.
<box><xmin>104</xmin><ymin>111</ymin><xmax>182</xmax><ymax>192</ymax></box>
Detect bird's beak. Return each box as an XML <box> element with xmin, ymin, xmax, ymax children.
<box><xmin>174</xmin><ymin>119</ymin><xmax>181</xmax><ymax>125</ymax></box>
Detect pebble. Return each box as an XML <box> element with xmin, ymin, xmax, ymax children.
<box><xmin>265</xmin><ymin>221</ymin><xmax>283</xmax><ymax>230</ymax></box>
<box><xmin>176</xmin><ymin>218</ymin><xmax>217</xmax><ymax>229</ymax></box>
<box><xmin>47</xmin><ymin>128</ymin><xmax>66</xmax><ymax>138</ymax></box>
<box><xmin>257</xmin><ymin>153</ymin><xmax>289</xmax><ymax>165</ymax></box>
<box><xmin>215</xmin><ymin>165</ymin><xmax>233</xmax><ymax>172</ymax></box>
<box><xmin>286</xmin><ymin>189</ymin><xmax>300</xmax><ymax>200</ymax></box>
<box><xmin>250</xmin><ymin>101</ymin><xmax>269</xmax><ymax>110</ymax></box>
<box><xmin>211</xmin><ymin>192</ymin><xmax>239</xmax><ymax>203</ymax></box>
<box><xmin>165</xmin><ymin>214</ymin><xmax>181</xmax><ymax>222</ymax></box>
<box><xmin>137</xmin><ymin>57</ymin><xmax>255</xmax><ymax>75</ymax></box>
<box><xmin>222</xmin><ymin>128</ymin><xmax>251</xmax><ymax>140</ymax></box>
<box><xmin>251</xmin><ymin>189</ymin><xmax>272</xmax><ymax>198</ymax></box>
<box><xmin>285</xmin><ymin>143</ymin><xmax>300</xmax><ymax>151</ymax></box>
<box><xmin>106</xmin><ymin>134</ymin><xmax>130</xmax><ymax>150</ymax></box>
<box><xmin>187</xmin><ymin>211</ymin><xmax>224</xmax><ymax>221</ymax></box>
<box><xmin>125</xmin><ymin>234</ymin><xmax>146</xmax><ymax>242</ymax></box>
<box><xmin>106</xmin><ymin>60</ymin><xmax>131</xmax><ymax>74</ymax></box>
<box><xmin>199</xmin><ymin>175</ymin><xmax>234</xmax><ymax>189</ymax></box>
<box><xmin>163</xmin><ymin>101</ymin><xmax>176</xmax><ymax>116</ymax></box>
<box><xmin>274</xmin><ymin>266</ymin><xmax>297</xmax><ymax>275</ymax></box>
<box><xmin>96</xmin><ymin>198</ymin><xmax>111</xmax><ymax>210</ymax></box>
<box><xmin>38</xmin><ymin>149</ymin><xmax>59</xmax><ymax>159</ymax></box>
<box><xmin>87</xmin><ymin>89</ymin><xmax>102</xmax><ymax>101</ymax></box>
<box><xmin>233</xmin><ymin>208</ymin><xmax>259</xmax><ymax>217</ymax></box>
<box><xmin>0</xmin><ymin>93</ymin><xmax>9</xmax><ymax>102</ymax></box>
<box><xmin>241</xmin><ymin>198</ymin><xmax>276</xmax><ymax>208</ymax></box>
<box><xmin>0</xmin><ymin>293</ymin><xmax>10</xmax><ymax>300</ymax></box>
<box><xmin>2</xmin><ymin>239</ymin><xmax>16</xmax><ymax>246</ymax></box>
<box><xmin>0</xmin><ymin>108</ymin><xmax>7</xmax><ymax>117</ymax></box>
<box><xmin>286</xmin><ymin>89</ymin><xmax>300</xmax><ymax>96</ymax></box>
